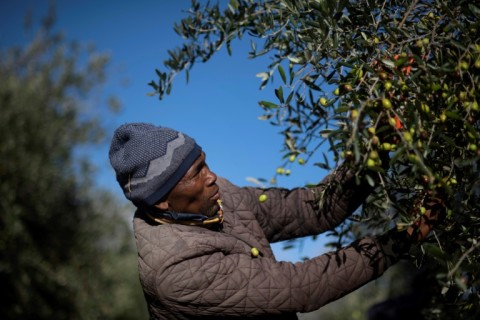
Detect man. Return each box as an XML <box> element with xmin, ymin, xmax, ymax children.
<box><xmin>109</xmin><ymin>122</ymin><xmax>438</xmax><ymax>319</ymax></box>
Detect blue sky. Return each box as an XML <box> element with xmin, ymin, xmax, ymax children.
<box><xmin>1</xmin><ymin>1</ymin><xmax>332</xmax><ymax>261</ymax></box>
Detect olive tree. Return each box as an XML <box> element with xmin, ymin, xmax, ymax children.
<box><xmin>150</xmin><ymin>1</ymin><xmax>479</xmax><ymax>318</ymax></box>
<box><xmin>0</xmin><ymin>9</ymin><xmax>147</xmax><ymax>319</ymax></box>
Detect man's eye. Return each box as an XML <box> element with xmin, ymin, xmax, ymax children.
<box><xmin>194</xmin><ymin>165</ymin><xmax>204</xmax><ymax>176</ymax></box>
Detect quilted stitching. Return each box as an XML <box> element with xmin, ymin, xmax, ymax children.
<box><xmin>132</xmin><ymin>169</ymin><xmax>404</xmax><ymax>319</ymax></box>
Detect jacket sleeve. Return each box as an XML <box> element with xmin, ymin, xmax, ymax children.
<box><xmin>220</xmin><ymin>163</ymin><xmax>373</xmax><ymax>243</ymax></box>
<box><xmin>142</xmin><ymin>225</ymin><xmax>411</xmax><ymax>318</ymax></box>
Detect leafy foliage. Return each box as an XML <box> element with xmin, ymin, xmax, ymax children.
<box><xmin>152</xmin><ymin>0</ymin><xmax>480</xmax><ymax>318</ymax></box>
<box><xmin>0</xmin><ymin>9</ymin><xmax>147</xmax><ymax>320</ymax></box>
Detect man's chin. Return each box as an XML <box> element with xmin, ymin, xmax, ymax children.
<box><xmin>203</xmin><ymin>203</ymin><xmax>220</xmax><ymax>217</ymax></box>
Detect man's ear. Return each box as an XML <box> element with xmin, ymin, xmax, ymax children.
<box><xmin>154</xmin><ymin>199</ymin><xmax>169</xmax><ymax>211</ymax></box>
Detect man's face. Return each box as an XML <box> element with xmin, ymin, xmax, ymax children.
<box><xmin>162</xmin><ymin>152</ymin><xmax>220</xmax><ymax>217</ymax></box>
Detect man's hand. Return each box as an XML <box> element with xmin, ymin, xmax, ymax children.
<box><xmin>406</xmin><ymin>196</ymin><xmax>445</xmax><ymax>243</ymax></box>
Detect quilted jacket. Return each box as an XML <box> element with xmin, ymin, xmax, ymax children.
<box><xmin>133</xmin><ymin>165</ymin><xmax>410</xmax><ymax>319</ymax></box>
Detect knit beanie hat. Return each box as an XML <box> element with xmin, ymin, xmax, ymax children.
<box><xmin>109</xmin><ymin>123</ymin><xmax>202</xmax><ymax>207</ymax></box>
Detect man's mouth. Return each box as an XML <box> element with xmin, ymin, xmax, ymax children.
<box><xmin>211</xmin><ymin>191</ymin><xmax>220</xmax><ymax>200</ymax></box>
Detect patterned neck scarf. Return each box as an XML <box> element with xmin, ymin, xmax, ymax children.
<box><xmin>146</xmin><ymin>200</ymin><xmax>224</xmax><ymax>227</ymax></box>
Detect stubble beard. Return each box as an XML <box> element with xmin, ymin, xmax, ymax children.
<box><xmin>201</xmin><ymin>199</ymin><xmax>219</xmax><ymax>217</ymax></box>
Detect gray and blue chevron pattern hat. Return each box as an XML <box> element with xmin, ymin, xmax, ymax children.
<box><xmin>109</xmin><ymin>123</ymin><xmax>202</xmax><ymax>207</ymax></box>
